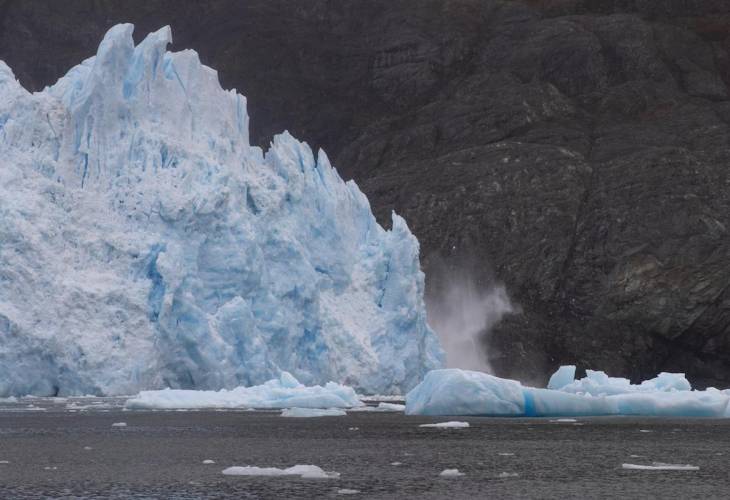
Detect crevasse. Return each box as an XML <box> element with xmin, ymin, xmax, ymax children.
<box><xmin>0</xmin><ymin>24</ymin><xmax>444</xmax><ymax>396</ymax></box>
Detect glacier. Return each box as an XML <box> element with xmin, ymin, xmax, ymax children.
<box><xmin>0</xmin><ymin>24</ymin><xmax>443</xmax><ymax>396</ymax></box>
<box><xmin>406</xmin><ymin>367</ymin><xmax>730</xmax><ymax>417</ymax></box>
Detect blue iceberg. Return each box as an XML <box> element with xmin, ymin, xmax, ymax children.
<box><xmin>405</xmin><ymin>368</ymin><xmax>730</xmax><ymax>418</ymax></box>
<box><xmin>0</xmin><ymin>24</ymin><xmax>443</xmax><ymax>396</ymax></box>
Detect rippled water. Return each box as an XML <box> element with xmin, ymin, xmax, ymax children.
<box><xmin>0</xmin><ymin>401</ymin><xmax>727</xmax><ymax>499</ymax></box>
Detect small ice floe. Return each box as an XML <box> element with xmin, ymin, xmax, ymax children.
<box><xmin>83</xmin><ymin>446</ymin><xmax>93</xmax><ymax>451</ymax></box>
<box><xmin>0</xmin><ymin>396</ymin><xmax>18</xmax><ymax>403</ymax></box>
<box><xmin>348</xmin><ymin>427</ymin><xmax>359</xmax><ymax>431</ymax></box>
<box><xmin>639</xmin><ymin>429</ymin><xmax>652</xmax><ymax>433</ymax></box>
<box><xmin>390</xmin><ymin>462</ymin><xmax>402</xmax><ymax>466</ymax></box>
<box><xmin>281</xmin><ymin>408</ymin><xmax>346</xmax><ymax>418</ymax></box>
<box><xmin>222</xmin><ymin>465</ymin><xmax>340</xmax><ymax>479</ymax></box>
<box><xmin>25</xmin><ymin>405</ymin><xmax>46</xmax><ymax>411</ymax></box>
<box><xmin>629</xmin><ymin>455</ymin><xmax>643</xmax><ymax>458</ymax></box>
<box><xmin>359</xmin><ymin>395</ymin><xmax>405</xmax><ymax>403</ymax></box>
<box><xmin>202</xmin><ymin>459</ymin><xmax>215</xmax><ymax>464</ymax></box>
<box><xmin>111</xmin><ymin>422</ymin><xmax>127</xmax><ymax>427</ymax></box>
<box><xmin>0</xmin><ymin>460</ymin><xmax>9</xmax><ymax>464</ymax></box>
<box><xmin>439</xmin><ymin>468</ymin><xmax>465</xmax><ymax>477</ymax></box>
<box><xmin>498</xmin><ymin>453</ymin><xmax>515</xmax><ymax>456</ymax></box>
<box><xmin>550</xmin><ymin>418</ymin><xmax>577</xmax><ymax>423</ymax></box>
<box><xmin>337</xmin><ymin>489</ymin><xmax>360</xmax><ymax>495</ymax></box>
<box><xmin>43</xmin><ymin>466</ymin><xmax>58</xmax><ymax>470</ymax></box>
<box><xmin>622</xmin><ymin>463</ymin><xmax>699</xmax><ymax>471</ymax></box>
<box><xmin>419</xmin><ymin>421</ymin><xmax>469</xmax><ymax>429</ymax></box>
<box><xmin>497</xmin><ymin>472</ymin><xmax>519</xmax><ymax>478</ymax></box>
<box><xmin>348</xmin><ymin>403</ymin><xmax>405</xmax><ymax>412</ymax></box>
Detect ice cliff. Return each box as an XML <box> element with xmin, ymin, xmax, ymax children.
<box><xmin>0</xmin><ymin>24</ymin><xmax>443</xmax><ymax>396</ymax></box>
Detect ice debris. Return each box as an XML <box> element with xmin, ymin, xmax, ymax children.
<box><xmin>439</xmin><ymin>469</ymin><xmax>465</xmax><ymax>477</ymax></box>
<box><xmin>419</xmin><ymin>421</ymin><xmax>470</xmax><ymax>428</ymax></box>
<box><xmin>348</xmin><ymin>402</ymin><xmax>405</xmax><ymax>412</ymax></box>
<box><xmin>280</xmin><ymin>407</ymin><xmax>346</xmax><ymax>418</ymax></box>
<box><xmin>0</xmin><ymin>23</ymin><xmax>443</xmax><ymax>397</ymax></box>
<box><xmin>406</xmin><ymin>367</ymin><xmax>730</xmax><ymax>417</ymax></box>
<box><xmin>622</xmin><ymin>463</ymin><xmax>699</xmax><ymax>471</ymax></box>
<box><xmin>125</xmin><ymin>372</ymin><xmax>361</xmax><ymax>410</ymax></box>
<box><xmin>221</xmin><ymin>465</ymin><xmax>340</xmax><ymax>479</ymax></box>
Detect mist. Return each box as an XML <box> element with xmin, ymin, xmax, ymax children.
<box><xmin>425</xmin><ymin>264</ymin><xmax>514</xmax><ymax>373</ymax></box>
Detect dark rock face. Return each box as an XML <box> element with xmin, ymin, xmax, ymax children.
<box><xmin>2</xmin><ymin>0</ymin><xmax>729</xmax><ymax>386</ymax></box>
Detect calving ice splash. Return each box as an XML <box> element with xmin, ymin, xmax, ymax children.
<box><xmin>0</xmin><ymin>24</ymin><xmax>443</xmax><ymax>397</ymax></box>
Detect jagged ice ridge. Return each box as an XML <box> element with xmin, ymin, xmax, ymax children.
<box><xmin>0</xmin><ymin>24</ymin><xmax>443</xmax><ymax>396</ymax></box>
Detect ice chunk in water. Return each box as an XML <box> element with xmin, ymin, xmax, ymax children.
<box><xmin>406</xmin><ymin>368</ymin><xmax>730</xmax><ymax>417</ymax></box>
<box><xmin>439</xmin><ymin>469</ymin><xmax>465</xmax><ymax>477</ymax></box>
<box><xmin>125</xmin><ymin>372</ymin><xmax>362</xmax><ymax>410</ymax></box>
<box><xmin>419</xmin><ymin>421</ymin><xmax>470</xmax><ymax>428</ymax></box>
<box><xmin>280</xmin><ymin>407</ymin><xmax>346</xmax><ymax>418</ymax></box>
<box><xmin>622</xmin><ymin>463</ymin><xmax>699</xmax><ymax>471</ymax></box>
<box><xmin>222</xmin><ymin>465</ymin><xmax>340</xmax><ymax>478</ymax></box>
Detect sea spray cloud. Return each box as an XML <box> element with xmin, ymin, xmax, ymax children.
<box><xmin>426</xmin><ymin>264</ymin><xmax>514</xmax><ymax>372</ymax></box>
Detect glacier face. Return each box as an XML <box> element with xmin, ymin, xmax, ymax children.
<box><xmin>0</xmin><ymin>24</ymin><xmax>443</xmax><ymax>396</ymax></box>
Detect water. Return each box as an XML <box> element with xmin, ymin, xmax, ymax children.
<box><xmin>0</xmin><ymin>400</ymin><xmax>727</xmax><ymax>499</ymax></box>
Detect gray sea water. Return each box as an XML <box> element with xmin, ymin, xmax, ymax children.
<box><xmin>0</xmin><ymin>398</ymin><xmax>727</xmax><ymax>499</ymax></box>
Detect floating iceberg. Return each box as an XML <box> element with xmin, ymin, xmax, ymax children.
<box><xmin>125</xmin><ymin>372</ymin><xmax>361</xmax><ymax>410</ymax></box>
<box><xmin>221</xmin><ymin>464</ymin><xmax>340</xmax><ymax>479</ymax></box>
<box><xmin>405</xmin><ymin>367</ymin><xmax>730</xmax><ymax>417</ymax></box>
<box><xmin>0</xmin><ymin>24</ymin><xmax>443</xmax><ymax>396</ymax></box>
<box><xmin>622</xmin><ymin>463</ymin><xmax>699</xmax><ymax>471</ymax></box>
<box><xmin>418</xmin><ymin>421</ymin><xmax>470</xmax><ymax>428</ymax></box>
<box><xmin>347</xmin><ymin>402</ymin><xmax>405</xmax><ymax>412</ymax></box>
<box><xmin>438</xmin><ymin>469</ymin><xmax>465</xmax><ymax>477</ymax></box>
<box><xmin>280</xmin><ymin>407</ymin><xmax>347</xmax><ymax>418</ymax></box>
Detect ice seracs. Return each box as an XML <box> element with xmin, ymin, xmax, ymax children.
<box><xmin>0</xmin><ymin>24</ymin><xmax>443</xmax><ymax>397</ymax></box>
<box><xmin>406</xmin><ymin>367</ymin><xmax>730</xmax><ymax>417</ymax></box>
